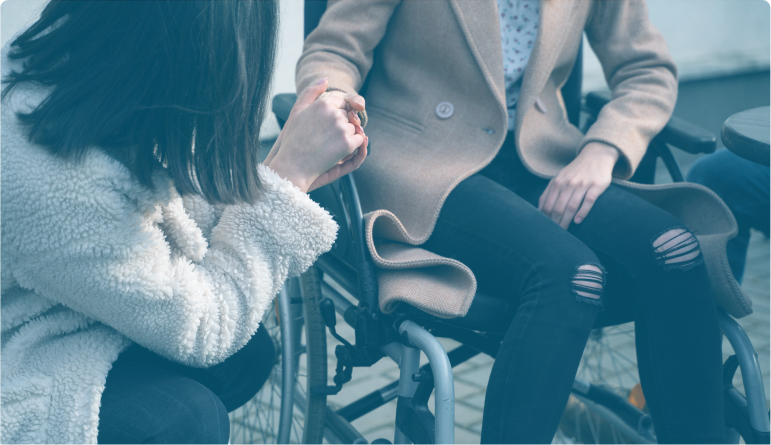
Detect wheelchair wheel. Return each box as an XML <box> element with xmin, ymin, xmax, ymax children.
<box><xmin>556</xmin><ymin>323</ymin><xmax>654</xmax><ymax>444</ymax></box>
<box><xmin>228</xmin><ymin>269</ymin><xmax>329</xmax><ymax>443</ymax></box>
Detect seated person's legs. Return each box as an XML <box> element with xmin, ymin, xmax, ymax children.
<box><xmin>98</xmin><ymin>324</ymin><xmax>275</xmax><ymax>444</ymax></box>
<box><xmin>561</xmin><ymin>184</ymin><xmax>724</xmax><ymax>444</ymax></box>
<box><xmin>687</xmin><ymin>149</ymin><xmax>771</xmax><ymax>283</ymax></box>
<box><xmin>423</xmin><ymin>173</ymin><xmax>603</xmax><ymax>444</ymax></box>
<box><xmin>429</xmin><ymin>140</ymin><xmax>724</xmax><ymax>443</ymax></box>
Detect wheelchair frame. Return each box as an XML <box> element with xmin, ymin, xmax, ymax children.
<box><xmin>260</xmin><ymin>3</ymin><xmax>770</xmax><ymax>440</ymax></box>
<box><xmin>268</xmin><ymin>90</ymin><xmax>771</xmax><ymax>444</ymax></box>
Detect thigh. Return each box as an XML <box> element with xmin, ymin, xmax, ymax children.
<box><xmin>423</xmin><ymin>173</ymin><xmax>598</xmax><ymax>301</ymax></box>
<box><xmin>566</xmin><ymin>183</ymin><xmax>686</xmax><ymax>274</ymax></box>
<box><xmin>98</xmin><ymin>325</ymin><xmax>275</xmax><ymax>443</ymax></box>
<box><xmin>98</xmin><ymin>357</ymin><xmax>230</xmax><ymax>444</ymax></box>
<box><xmin>511</xmin><ymin>180</ymin><xmax>695</xmax><ymax>325</ymax></box>
<box><xmin>117</xmin><ymin>324</ymin><xmax>274</xmax><ymax>411</ymax></box>
<box><xmin>564</xmin><ymin>184</ymin><xmax>698</xmax><ymax>326</ymax></box>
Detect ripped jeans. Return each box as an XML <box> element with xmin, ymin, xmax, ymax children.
<box><xmin>422</xmin><ymin>134</ymin><xmax>724</xmax><ymax>443</ymax></box>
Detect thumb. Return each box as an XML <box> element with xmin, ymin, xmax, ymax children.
<box><xmin>294</xmin><ymin>77</ymin><xmax>328</xmax><ymax>112</ymax></box>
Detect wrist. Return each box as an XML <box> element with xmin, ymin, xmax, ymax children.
<box><xmin>265</xmin><ymin>158</ymin><xmax>312</xmax><ymax>193</ymax></box>
<box><xmin>581</xmin><ymin>142</ymin><xmax>619</xmax><ymax>165</ymax></box>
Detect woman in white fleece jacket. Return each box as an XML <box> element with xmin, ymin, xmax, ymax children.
<box><xmin>0</xmin><ymin>1</ymin><xmax>368</xmax><ymax>443</ymax></box>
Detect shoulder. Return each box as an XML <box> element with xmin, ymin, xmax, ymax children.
<box><xmin>1</xmin><ymin>97</ymin><xmax>168</xmax><ymax>256</ymax></box>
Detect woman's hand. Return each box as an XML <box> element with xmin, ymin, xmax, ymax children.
<box><xmin>538</xmin><ymin>142</ymin><xmax>619</xmax><ymax>229</ymax></box>
<box><xmin>264</xmin><ymin>78</ymin><xmax>368</xmax><ymax>192</ymax></box>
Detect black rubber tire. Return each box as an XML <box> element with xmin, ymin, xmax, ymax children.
<box><xmin>228</xmin><ymin>269</ymin><xmax>328</xmax><ymax>443</ymax></box>
<box><xmin>299</xmin><ymin>265</ymin><xmax>329</xmax><ymax>444</ymax></box>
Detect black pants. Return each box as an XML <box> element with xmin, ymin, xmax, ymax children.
<box><xmin>97</xmin><ymin>324</ymin><xmax>275</xmax><ymax>444</ymax></box>
<box><xmin>423</xmin><ymin>134</ymin><xmax>724</xmax><ymax>443</ymax></box>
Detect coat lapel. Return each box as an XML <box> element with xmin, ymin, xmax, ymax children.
<box><xmin>515</xmin><ymin>0</ymin><xmax>577</xmax><ymax>135</ymax></box>
<box><xmin>449</xmin><ymin>0</ymin><xmax>506</xmax><ymax>110</ymax></box>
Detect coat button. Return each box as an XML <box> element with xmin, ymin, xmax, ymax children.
<box><xmin>435</xmin><ymin>102</ymin><xmax>454</xmax><ymax>119</ymax></box>
<box><xmin>535</xmin><ymin>98</ymin><xmax>548</xmax><ymax>114</ymax></box>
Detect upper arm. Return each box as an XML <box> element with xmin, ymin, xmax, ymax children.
<box><xmin>579</xmin><ymin>0</ymin><xmax>678</xmax><ymax>178</ymax></box>
<box><xmin>296</xmin><ymin>0</ymin><xmax>402</xmax><ymax>94</ymax></box>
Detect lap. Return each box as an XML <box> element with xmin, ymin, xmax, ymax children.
<box><xmin>98</xmin><ymin>325</ymin><xmax>275</xmax><ymax>444</ymax></box>
<box><xmin>425</xmin><ymin>168</ymin><xmax>690</xmax><ymax>316</ymax></box>
<box><xmin>423</xmin><ymin>173</ymin><xmax>600</xmax><ymax>300</ymax></box>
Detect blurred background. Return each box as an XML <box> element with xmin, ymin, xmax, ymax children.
<box><xmin>2</xmin><ymin>1</ymin><xmax>768</xmax><ymax>443</ymax></box>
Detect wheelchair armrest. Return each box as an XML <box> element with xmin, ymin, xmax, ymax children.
<box><xmin>272</xmin><ymin>93</ymin><xmax>298</xmax><ymax>128</ymax></box>
<box><xmin>584</xmin><ymin>90</ymin><xmax>717</xmax><ymax>155</ymax></box>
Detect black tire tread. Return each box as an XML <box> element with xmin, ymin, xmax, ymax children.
<box><xmin>299</xmin><ymin>266</ymin><xmax>329</xmax><ymax>444</ymax></box>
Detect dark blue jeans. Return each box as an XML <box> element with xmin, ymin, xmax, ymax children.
<box><xmin>687</xmin><ymin>149</ymin><xmax>770</xmax><ymax>283</ymax></box>
<box><xmin>423</xmin><ymin>133</ymin><xmax>724</xmax><ymax>443</ymax></box>
<box><xmin>97</xmin><ymin>324</ymin><xmax>275</xmax><ymax>444</ymax></box>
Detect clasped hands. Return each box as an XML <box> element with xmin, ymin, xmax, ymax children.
<box><xmin>264</xmin><ymin>78</ymin><xmax>368</xmax><ymax>193</ymax></box>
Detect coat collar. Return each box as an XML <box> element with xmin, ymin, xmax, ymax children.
<box><xmin>449</xmin><ymin>0</ymin><xmax>576</xmax><ymax>133</ymax></box>
<box><xmin>516</xmin><ymin>0</ymin><xmax>577</xmax><ymax>135</ymax></box>
<box><xmin>449</xmin><ymin>0</ymin><xmax>506</xmax><ymax>110</ymax></box>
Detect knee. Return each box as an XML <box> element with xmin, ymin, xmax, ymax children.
<box><xmin>686</xmin><ymin>152</ymin><xmax>720</xmax><ymax>186</ymax></box>
<box><xmin>154</xmin><ymin>383</ymin><xmax>230</xmax><ymax>444</ymax></box>
<box><xmin>652</xmin><ymin>227</ymin><xmax>703</xmax><ymax>271</ymax></box>
<box><xmin>686</xmin><ymin>150</ymin><xmax>740</xmax><ymax>196</ymax></box>
<box><xmin>538</xmin><ymin>251</ymin><xmax>606</xmax><ymax>310</ymax></box>
<box><xmin>571</xmin><ymin>263</ymin><xmax>606</xmax><ymax>307</ymax></box>
<box><xmin>217</xmin><ymin>324</ymin><xmax>276</xmax><ymax>411</ymax></box>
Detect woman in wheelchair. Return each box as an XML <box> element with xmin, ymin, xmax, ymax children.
<box><xmin>0</xmin><ymin>1</ymin><xmax>367</xmax><ymax>443</ymax></box>
<box><xmin>297</xmin><ymin>0</ymin><xmax>745</xmax><ymax>443</ymax></box>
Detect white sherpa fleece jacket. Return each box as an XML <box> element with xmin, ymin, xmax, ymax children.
<box><xmin>0</xmin><ymin>50</ymin><xmax>338</xmax><ymax>443</ymax></box>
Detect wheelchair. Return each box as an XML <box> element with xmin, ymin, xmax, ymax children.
<box><xmin>229</xmin><ymin>2</ymin><xmax>770</xmax><ymax>443</ymax></box>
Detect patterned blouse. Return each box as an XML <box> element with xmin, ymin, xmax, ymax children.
<box><xmin>497</xmin><ymin>0</ymin><xmax>540</xmax><ymax>131</ymax></box>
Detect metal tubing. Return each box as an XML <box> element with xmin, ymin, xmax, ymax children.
<box><xmin>718</xmin><ymin>310</ymin><xmax>770</xmax><ymax>433</ymax></box>
<box><xmin>277</xmin><ymin>283</ymin><xmax>295</xmax><ymax>444</ymax></box>
<box><xmin>398</xmin><ymin>344</ymin><xmax>421</xmax><ymax>398</ymax></box>
<box><xmin>653</xmin><ymin>139</ymin><xmax>685</xmax><ymax>182</ymax></box>
<box><xmin>394</xmin><ymin>426</ymin><xmax>409</xmax><ymax>445</ymax></box>
<box><xmin>394</xmin><ymin>345</ymin><xmax>421</xmax><ymax>444</ymax></box>
<box><xmin>339</xmin><ymin>175</ymin><xmax>381</xmax><ymax>315</ymax></box>
<box><xmin>322</xmin><ymin>280</ymin><xmax>354</xmax><ymax>315</ymax></box>
<box><xmin>399</xmin><ymin>320</ymin><xmax>455</xmax><ymax>444</ymax></box>
<box><xmin>381</xmin><ymin>341</ymin><xmax>402</xmax><ymax>366</ymax></box>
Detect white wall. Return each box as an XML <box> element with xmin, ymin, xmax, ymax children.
<box><xmin>583</xmin><ymin>0</ymin><xmax>771</xmax><ymax>91</ymax></box>
<box><xmin>2</xmin><ymin>0</ymin><xmax>768</xmax><ymax>132</ymax></box>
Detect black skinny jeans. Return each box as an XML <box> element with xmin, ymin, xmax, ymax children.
<box><xmin>97</xmin><ymin>324</ymin><xmax>275</xmax><ymax>444</ymax></box>
<box><xmin>423</xmin><ymin>133</ymin><xmax>724</xmax><ymax>443</ymax></box>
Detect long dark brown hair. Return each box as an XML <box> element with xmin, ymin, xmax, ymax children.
<box><xmin>3</xmin><ymin>0</ymin><xmax>279</xmax><ymax>204</ymax></box>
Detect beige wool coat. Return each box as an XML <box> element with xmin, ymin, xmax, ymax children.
<box><xmin>296</xmin><ymin>0</ymin><xmax>750</xmax><ymax>318</ymax></box>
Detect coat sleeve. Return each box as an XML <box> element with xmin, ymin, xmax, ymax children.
<box><xmin>580</xmin><ymin>0</ymin><xmax>678</xmax><ymax>179</ymax></box>
<box><xmin>5</xmin><ymin>162</ymin><xmax>337</xmax><ymax>368</ymax></box>
<box><xmin>295</xmin><ymin>0</ymin><xmax>401</xmax><ymax>95</ymax></box>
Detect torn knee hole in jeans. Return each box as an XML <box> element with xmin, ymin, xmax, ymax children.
<box><xmin>652</xmin><ymin>227</ymin><xmax>703</xmax><ymax>271</ymax></box>
<box><xmin>572</xmin><ymin>264</ymin><xmax>605</xmax><ymax>308</ymax></box>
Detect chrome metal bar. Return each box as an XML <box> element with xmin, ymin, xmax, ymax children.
<box><xmin>399</xmin><ymin>320</ymin><xmax>455</xmax><ymax>444</ymax></box>
<box><xmin>277</xmin><ymin>283</ymin><xmax>294</xmax><ymax>444</ymax></box>
<box><xmin>381</xmin><ymin>341</ymin><xmax>402</xmax><ymax>366</ymax></box>
<box><xmin>718</xmin><ymin>310</ymin><xmax>770</xmax><ymax>433</ymax></box>
<box><xmin>394</xmin><ymin>344</ymin><xmax>421</xmax><ymax>444</ymax></box>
